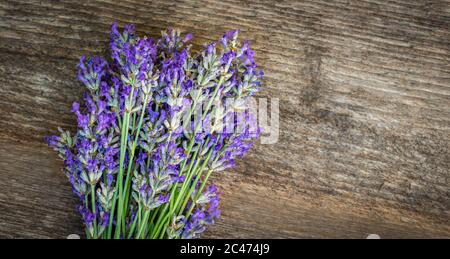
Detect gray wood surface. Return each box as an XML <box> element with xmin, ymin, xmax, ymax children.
<box><xmin>0</xmin><ymin>0</ymin><xmax>449</xmax><ymax>238</ymax></box>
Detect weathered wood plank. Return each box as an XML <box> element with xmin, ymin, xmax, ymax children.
<box><xmin>0</xmin><ymin>0</ymin><xmax>449</xmax><ymax>238</ymax></box>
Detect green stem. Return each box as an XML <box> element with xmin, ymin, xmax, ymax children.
<box><xmin>186</xmin><ymin>169</ymin><xmax>213</xmax><ymax>218</ymax></box>
<box><xmin>184</xmin><ymin>142</ymin><xmax>230</xmax><ymax>221</ymax></box>
<box><xmin>106</xmin><ymin>193</ymin><xmax>117</xmax><ymax>238</ymax></box>
<box><xmin>159</xmin><ymin>149</ymin><xmax>213</xmax><ymax>238</ymax></box>
<box><xmin>178</xmin><ymin>163</ymin><xmax>208</xmax><ymax>217</ymax></box>
<box><xmin>176</xmin><ymin>137</ymin><xmax>216</xmax><ymax>216</ymax></box>
<box><xmin>127</xmin><ymin>205</ymin><xmax>141</xmax><ymax>239</ymax></box>
<box><xmin>154</xmin><ymin>140</ymin><xmax>215</xmax><ymax>239</ymax></box>
<box><xmin>114</xmin><ymin>112</ymin><xmax>129</xmax><ymax>238</ymax></box>
<box><xmin>85</xmin><ymin>228</ymin><xmax>90</xmax><ymax>240</ymax></box>
<box><xmin>136</xmin><ymin>210</ymin><xmax>150</xmax><ymax>239</ymax></box>
<box><xmin>171</xmin><ymin>147</ymin><xmax>200</xmax><ymax>207</ymax></box>
<box><xmin>114</xmin><ymin>83</ymin><xmax>135</xmax><ymax>238</ymax></box>
<box><xmin>123</xmin><ymin>95</ymin><xmax>149</xmax><ymax>216</ymax></box>
<box><xmin>146</xmin><ymin>207</ymin><xmax>160</xmax><ymax>238</ymax></box>
<box><xmin>84</xmin><ymin>192</ymin><xmax>91</xmax><ymax>239</ymax></box>
<box><xmin>151</xmin><ymin>76</ymin><xmax>226</xmax><ymax>237</ymax></box>
<box><xmin>90</xmin><ymin>184</ymin><xmax>98</xmax><ymax>239</ymax></box>
<box><xmin>138</xmin><ymin>205</ymin><xmax>142</xmax><ymax>227</ymax></box>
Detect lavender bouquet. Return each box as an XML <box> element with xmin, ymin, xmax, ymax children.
<box><xmin>46</xmin><ymin>23</ymin><xmax>262</xmax><ymax>239</ymax></box>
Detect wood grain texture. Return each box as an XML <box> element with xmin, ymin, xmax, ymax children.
<box><xmin>0</xmin><ymin>0</ymin><xmax>449</xmax><ymax>238</ymax></box>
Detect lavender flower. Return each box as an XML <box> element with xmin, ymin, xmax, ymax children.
<box><xmin>47</xmin><ymin>23</ymin><xmax>263</xmax><ymax>239</ymax></box>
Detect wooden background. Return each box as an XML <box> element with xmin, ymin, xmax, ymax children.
<box><xmin>0</xmin><ymin>0</ymin><xmax>449</xmax><ymax>239</ymax></box>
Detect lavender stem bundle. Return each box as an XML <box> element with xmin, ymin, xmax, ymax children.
<box><xmin>46</xmin><ymin>23</ymin><xmax>263</xmax><ymax>239</ymax></box>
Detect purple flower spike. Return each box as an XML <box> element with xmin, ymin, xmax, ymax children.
<box><xmin>183</xmin><ymin>33</ymin><xmax>193</xmax><ymax>43</ymax></box>
<box><xmin>77</xmin><ymin>56</ymin><xmax>108</xmax><ymax>92</ymax></box>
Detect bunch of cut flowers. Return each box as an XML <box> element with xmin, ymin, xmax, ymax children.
<box><xmin>46</xmin><ymin>23</ymin><xmax>263</xmax><ymax>239</ymax></box>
